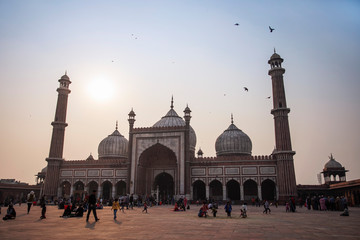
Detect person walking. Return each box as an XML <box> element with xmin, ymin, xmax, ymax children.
<box><xmin>142</xmin><ymin>201</ymin><xmax>148</xmax><ymax>213</ymax></box>
<box><xmin>27</xmin><ymin>191</ymin><xmax>35</xmax><ymax>214</ymax></box>
<box><xmin>86</xmin><ymin>190</ymin><xmax>99</xmax><ymax>222</ymax></box>
<box><xmin>111</xmin><ymin>198</ymin><xmax>120</xmax><ymax>220</ymax></box>
<box><xmin>40</xmin><ymin>195</ymin><xmax>46</xmax><ymax>219</ymax></box>
<box><xmin>224</xmin><ymin>201</ymin><xmax>232</xmax><ymax>217</ymax></box>
<box><xmin>263</xmin><ymin>200</ymin><xmax>271</xmax><ymax>214</ymax></box>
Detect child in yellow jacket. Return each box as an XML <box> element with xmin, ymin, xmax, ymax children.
<box><xmin>111</xmin><ymin>199</ymin><xmax>120</xmax><ymax>219</ymax></box>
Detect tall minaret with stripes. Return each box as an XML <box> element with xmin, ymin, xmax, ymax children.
<box><xmin>268</xmin><ymin>51</ymin><xmax>297</xmax><ymax>202</ymax></box>
<box><xmin>43</xmin><ymin>73</ymin><xmax>71</xmax><ymax>199</ymax></box>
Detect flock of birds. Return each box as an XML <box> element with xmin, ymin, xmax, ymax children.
<box><xmin>235</xmin><ymin>24</ymin><xmax>275</xmax><ymax>100</ymax></box>
<box><xmin>113</xmin><ymin>23</ymin><xmax>275</xmax><ymax>100</ymax></box>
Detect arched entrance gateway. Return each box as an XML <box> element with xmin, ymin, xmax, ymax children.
<box><xmin>73</xmin><ymin>181</ymin><xmax>85</xmax><ymax>201</ymax></box>
<box><xmin>116</xmin><ymin>181</ymin><xmax>126</xmax><ymax>196</ymax></box>
<box><xmin>154</xmin><ymin>172</ymin><xmax>174</xmax><ymax>202</ymax></box>
<box><xmin>261</xmin><ymin>179</ymin><xmax>276</xmax><ymax>201</ymax></box>
<box><xmin>136</xmin><ymin>143</ymin><xmax>177</xmax><ymax>198</ymax></box>
<box><xmin>244</xmin><ymin>179</ymin><xmax>258</xmax><ymax>201</ymax></box>
<box><xmin>227</xmin><ymin>180</ymin><xmax>240</xmax><ymax>202</ymax></box>
<box><xmin>88</xmin><ymin>181</ymin><xmax>98</xmax><ymax>195</ymax></box>
<box><xmin>209</xmin><ymin>180</ymin><xmax>222</xmax><ymax>201</ymax></box>
<box><xmin>102</xmin><ymin>181</ymin><xmax>112</xmax><ymax>200</ymax></box>
<box><xmin>61</xmin><ymin>181</ymin><xmax>71</xmax><ymax>197</ymax></box>
<box><xmin>193</xmin><ymin>180</ymin><xmax>206</xmax><ymax>201</ymax></box>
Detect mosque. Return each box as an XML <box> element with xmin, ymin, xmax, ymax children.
<box><xmin>42</xmin><ymin>52</ymin><xmax>298</xmax><ymax>203</ymax></box>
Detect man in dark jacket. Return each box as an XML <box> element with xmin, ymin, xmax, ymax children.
<box><xmin>86</xmin><ymin>190</ymin><xmax>99</xmax><ymax>222</ymax></box>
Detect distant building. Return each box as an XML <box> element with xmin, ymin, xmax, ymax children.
<box><xmin>42</xmin><ymin>52</ymin><xmax>297</xmax><ymax>203</ymax></box>
<box><xmin>0</xmin><ymin>179</ymin><xmax>40</xmax><ymax>205</ymax></box>
<box><xmin>297</xmin><ymin>154</ymin><xmax>360</xmax><ymax>206</ymax></box>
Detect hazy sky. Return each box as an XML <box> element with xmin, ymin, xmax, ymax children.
<box><xmin>1</xmin><ymin>0</ymin><xmax>359</xmax><ymax>185</ymax></box>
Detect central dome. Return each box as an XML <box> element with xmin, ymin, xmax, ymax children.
<box><xmin>215</xmin><ymin>118</ymin><xmax>252</xmax><ymax>156</ymax></box>
<box><xmin>98</xmin><ymin>127</ymin><xmax>128</xmax><ymax>159</ymax></box>
<box><xmin>152</xmin><ymin>99</ymin><xmax>197</xmax><ymax>150</ymax></box>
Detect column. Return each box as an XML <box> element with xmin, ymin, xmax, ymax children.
<box><xmin>57</xmin><ymin>186</ymin><xmax>62</xmax><ymax>198</ymax></box>
<box><xmin>112</xmin><ymin>184</ymin><xmax>116</xmax><ymax>198</ymax></box>
<box><xmin>156</xmin><ymin>185</ymin><xmax>159</xmax><ymax>203</ymax></box>
<box><xmin>70</xmin><ymin>184</ymin><xmax>74</xmax><ymax>197</ymax></box>
<box><xmin>85</xmin><ymin>185</ymin><xmax>90</xmax><ymax>196</ymax></box>
<box><xmin>97</xmin><ymin>184</ymin><xmax>102</xmax><ymax>199</ymax></box>
<box><xmin>222</xmin><ymin>185</ymin><xmax>227</xmax><ymax>201</ymax></box>
<box><xmin>257</xmin><ymin>184</ymin><xmax>262</xmax><ymax>201</ymax></box>
<box><xmin>190</xmin><ymin>186</ymin><xmax>193</xmax><ymax>201</ymax></box>
<box><xmin>206</xmin><ymin>185</ymin><xmax>209</xmax><ymax>200</ymax></box>
<box><xmin>240</xmin><ymin>185</ymin><xmax>244</xmax><ymax>201</ymax></box>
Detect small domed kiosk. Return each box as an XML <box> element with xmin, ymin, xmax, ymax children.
<box><xmin>322</xmin><ymin>154</ymin><xmax>348</xmax><ymax>184</ymax></box>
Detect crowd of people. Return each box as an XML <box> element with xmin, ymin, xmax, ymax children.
<box><xmin>305</xmin><ymin>195</ymin><xmax>348</xmax><ymax>211</ymax></box>
<box><xmin>1</xmin><ymin>191</ymin><xmax>352</xmax><ymax>222</ymax></box>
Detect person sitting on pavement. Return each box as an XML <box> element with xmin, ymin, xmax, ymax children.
<box><xmin>69</xmin><ymin>205</ymin><xmax>84</xmax><ymax>217</ymax></box>
<box><xmin>3</xmin><ymin>203</ymin><xmax>16</xmax><ymax>220</ymax></box>
<box><xmin>96</xmin><ymin>202</ymin><xmax>103</xmax><ymax>209</ymax></box>
<box><xmin>198</xmin><ymin>202</ymin><xmax>208</xmax><ymax>217</ymax></box>
<box><xmin>340</xmin><ymin>207</ymin><xmax>349</xmax><ymax>216</ymax></box>
<box><xmin>61</xmin><ymin>205</ymin><xmax>72</xmax><ymax>217</ymax></box>
<box><xmin>173</xmin><ymin>202</ymin><xmax>179</xmax><ymax>211</ymax></box>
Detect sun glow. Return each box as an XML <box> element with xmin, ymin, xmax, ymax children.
<box><xmin>87</xmin><ymin>77</ymin><xmax>115</xmax><ymax>102</ymax></box>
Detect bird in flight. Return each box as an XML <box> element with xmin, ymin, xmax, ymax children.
<box><xmin>267</xmin><ymin>96</ymin><xmax>271</xmax><ymax>99</ymax></box>
<box><xmin>244</xmin><ymin>87</ymin><xmax>248</xmax><ymax>92</ymax></box>
<box><xmin>269</xmin><ymin>26</ymin><xmax>275</xmax><ymax>32</ymax></box>
<box><xmin>234</xmin><ymin>23</ymin><xmax>239</xmax><ymax>26</ymax></box>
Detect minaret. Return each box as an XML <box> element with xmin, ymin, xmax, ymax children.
<box><xmin>268</xmin><ymin>52</ymin><xmax>297</xmax><ymax>202</ymax></box>
<box><xmin>44</xmin><ymin>73</ymin><xmax>71</xmax><ymax>199</ymax></box>
<box><xmin>183</xmin><ymin>104</ymin><xmax>192</xmax><ymax>198</ymax></box>
<box><xmin>127</xmin><ymin>108</ymin><xmax>136</xmax><ymax>194</ymax></box>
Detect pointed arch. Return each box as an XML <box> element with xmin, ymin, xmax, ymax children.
<box><xmin>261</xmin><ymin>179</ymin><xmax>276</xmax><ymax>201</ymax></box>
<box><xmin>60</xmin><ymin>181</ymin><xmax>71</xmax><ymax>197</ymax></box>
<box><xmin>193</xmin><ymin>180</ymin><xmax>206</xmax><ymax>201</ymax></box>
<box><xmin>226</xmin><ymin>179</ymin><xmax>240</xmax><ymax>201</ymax></box>
<box><xmin>243</xmin><ymin>179</ymin><xmax>257</xmax><ymax>200</ymax></box>
<box><xmin>209</xmin><ymin>180</ymin><xmax>222</xmax><ymax>201</ymax></box>
<box><xmin>102</xmin><ymin>180</ymin><xmax>112</xmax><ymax>200</ymax></box>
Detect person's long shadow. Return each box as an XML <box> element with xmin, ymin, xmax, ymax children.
<box><xmin>85</xmin><ymin>221</ymin><xmax>96</xmax><ymax>229</ymax></box>
<box><xmin>16</xmin><ymin>213</ymin><xmax>28</xmax><ymax>217</ymax></box>
<box><xmin>114</xmin><ymin>219</ymin><xmax>122</xmax><ymax>225</ymax></box>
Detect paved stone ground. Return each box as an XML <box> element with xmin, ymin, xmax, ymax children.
<box><xmin>0</xmin><ymin>204</ymin><xmax>359</xmax><ymax>239</ymax></box>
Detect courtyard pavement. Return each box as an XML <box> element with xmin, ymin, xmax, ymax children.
<box><xmin>0</xmin><ymin>204</ymin><xmax>359</xmax><ymax>239</ymax></box>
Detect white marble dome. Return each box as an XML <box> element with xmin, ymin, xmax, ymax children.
<box><xmin>98</xmin><ymin>128</ymin><xmax>128</xmax><ymax>159</ymax></box>
<box><xmin>153</xmin><ymin>103</ymin><xmax>197</xmax><ymax>150</ymax></box>
<box><xmin>215</xmin><ymin>120</ymin><xmax>252</xmax><ymax>156</ymax></box>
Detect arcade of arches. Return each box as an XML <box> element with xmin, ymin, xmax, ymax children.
<box><xmin>192</xmin><ymin>179</ymin><xmax>277</xmax><ymax>202</ymax></box>
<box><xmin>59</xmin><ymin>180</ymin><xmax>127</xmax><ymax>200</ymax></box>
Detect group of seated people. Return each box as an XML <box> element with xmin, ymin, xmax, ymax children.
<box><xmin>61</xmin><ymin>204</ymin><xmax>84</xmax><ymax>218</ymax></box>
<box><xmin>173</xmin><ymin>202</ymin><xmax>187</xmax><ymax>211</ymax></box>
<box><xmin>198</xmin><ymin>201</ymin><xmax>220</xmax><ymax>217</ymax></box>
<box><xmin>197</xmin><ymin>201</ymin><xmax>248</xmax><ymax>218</ymax></box>
<box><xmin>172</xmin><ymin>198</ymin><xmax>189</xmax><ymax>212</ymax></box>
